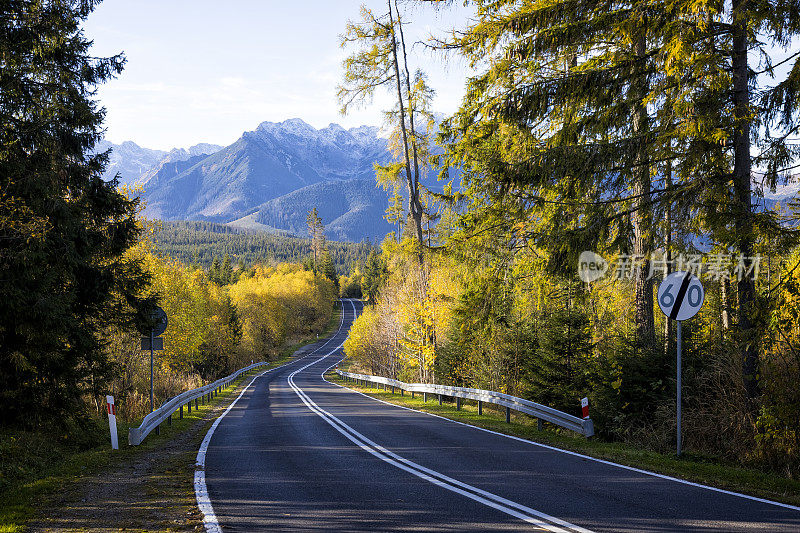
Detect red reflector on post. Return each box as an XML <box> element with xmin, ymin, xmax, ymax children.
<box><xmin>581</xmin><ymin>397</ymin><xmax>589</xmax><ymax>419</ymax></box>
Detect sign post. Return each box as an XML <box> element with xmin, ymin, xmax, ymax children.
<box><xmin>106</xmin><ymin>395</ymin><xmax>118</xmax><ymax>450</ymax></box>
<box><xmin>657</xmin><ymin>271</ymin><xmax>705</xmax><ymax>456</ymax></box>
<box><xmin>137</xmin><ymin>305</ymin><xmax>168</xmax><ymax>413</ymax></box>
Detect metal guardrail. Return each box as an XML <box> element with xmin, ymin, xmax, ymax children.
<box><xmin>336</xmin><ymin>369</ymin><xmax>594</xmax><ymax>437</ymax></box>
<box><xmin>128</xmin><ymin>361</ymin><xmax>269</xmax><ymax>445</ymax></box>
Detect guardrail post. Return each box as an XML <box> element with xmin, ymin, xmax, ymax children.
<box><xmin>195</xmin><ymin>398</ymin><xmax>198</xmax><ymax>410</ymax></box>
<box><xmin>537</xmin><ymin>418</ymin><xmax>543</xmax><ymax>431</ymax></box>
<box><xmin>391</xmin><ymin>386</ymin><xmax>394</xmax><ymax>394</ymax></box>
<box><xmin>438</xmin><ymin>394</ymin><xmax>442</xmax><ymax>405</ymax></box>
<box><xmin>411</xmin><ymin>391</ymin><xmax>415</xmax><ymax>399</ymax></box>
<box><xmin>505</xmin><ymin>406</ymin><xmax>511</xmax><ymax>423</ymax></box>
<box><xmin>187</xmin><ymin>401</ymin><xmax>191</xmax><ymax>413</ymax></box>
<box><xmin>401</xmin><ymin>388</ymin><xmax>404</xmax><ymax>396</ymax></box>
<box><xmin>478</xmin><ymin>400</ymin><xmax>482</xmax><ymax>415</ymax></box>
<box><xmin>456</xmin><ymin>397</ymin><xmax>461</xmax><ymax>410</ymax></box>
<box><xmin>167</xmin><ymin>414</ymin><xmax>172</xmax><ymax>426</ymax></box>
<box><xmin>423</xmin><ymin>392</ymin><xmax>427</xmax><ymax>402</ymax></box>
<box><xmin>180</xmin><ymin>404</ymin><xmax>183</xmax><ymax>419</ymax></box>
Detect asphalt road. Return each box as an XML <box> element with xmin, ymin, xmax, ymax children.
<box><xmin>201</xmin><ymin>298</ymin><xmax>800</xmax><ymax>532</ymax></box>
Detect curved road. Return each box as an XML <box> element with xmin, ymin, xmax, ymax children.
<box><xmin>200</xmin><ymin>299</ymin><xmax>800</xmax><ymax>532</ymax></box>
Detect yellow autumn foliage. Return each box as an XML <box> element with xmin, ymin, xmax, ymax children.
<box><xmin>229</xmin><ymin>263</ymin><xmax>336</xmax><ymax>359</ymax></box>
<box><xmin>108</xmin><ymin>240</ymin><xmax>336</xmax><ymax>421</ymax></box>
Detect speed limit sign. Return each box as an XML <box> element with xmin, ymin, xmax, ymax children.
<box><xmin>658</xmin><ymin>271</ymin><xmax>704</xmax><ymax>321</ymax></box>
<box><xmin>657</xmin><ymin>270</ymin><xmax>704</xmax><ymax>457</ymax></box>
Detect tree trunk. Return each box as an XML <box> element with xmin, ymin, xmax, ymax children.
<box><xmin>664</xmin><ymin>159</ymin><xmax>672</xmax><ymax>357</ymax></box>
<box><xmin>387</xmin><ymin>1</ymin><xmax>424</xmax><ymax>249</ymax></box>
<box><xmin>632</xmin><ymin>30</ymin><xmax>655</xmax><ymax>349</ymax></box>
<box><xmin>731</xmin><ymin>0</ymin><xmax>758</xmax><ymax>400</ymax></box>
<box><xmin>721</xmin><ymin>279</ymin><xmax>731</xmax><ymax>331</ymax></box>
<box><xmin>394</xmin><ymin>0</ymin><xmax>425</xmax><ymax>247</ymax></box>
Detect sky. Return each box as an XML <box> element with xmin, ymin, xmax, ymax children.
<box><xmin>83</xmin><ymin>1</ymin><xmax>475</xmax><ymax>151</ymax></box>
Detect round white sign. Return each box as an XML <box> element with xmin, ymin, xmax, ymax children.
<box><xmin>657</xmin><ymin>271</ymin><xmax>704</xmax><ymax>321</ymax></box>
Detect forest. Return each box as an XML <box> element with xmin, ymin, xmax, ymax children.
<box><xmin>338</xmin><ymin>0</ymin><xmax>800</xmax><ymax>479</ymax></box>
<box><xmin>152</xmin><ymin>220</ymin><xmax>375</xmax><ymax>275</ymax></box>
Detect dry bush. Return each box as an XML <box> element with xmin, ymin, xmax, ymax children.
<box><xmin>682</xmin><ymin>344</ymin><xmax>756</xmax><ymax>462</ymax></box>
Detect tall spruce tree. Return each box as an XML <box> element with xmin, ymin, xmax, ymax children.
<box><xmin>436</xmin><ymin>0</ymin><xmax>666</xmax><ymax>349</ymax></box>
<box><xmin>221</xmin><ymin>254</ymin><xmax>233</xmax><ymax>285</ymax></box>
<box><xmin>320</xmin><ymin>250</ymin><xmax>339</xmax><ymax>290</ymax></box>
<box><xmin>0</xmin><ymin>0</ymin><xmax>149</xmax><ymax>426</ymax></box>
<box><xmin>306</xmin><ymin>208</ymin><xmax>325</xmax><ymax>272</ymax></box>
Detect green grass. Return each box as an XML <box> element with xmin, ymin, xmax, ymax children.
<box><xmin>328</xmin><ymin>372</ymin><xmax>800</xmax><ymax>507</ymax></box>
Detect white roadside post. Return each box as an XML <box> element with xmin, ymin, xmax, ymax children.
<box><xmin>657</xmin><ymin>271</ymin><xmax>705</xmax><ymax>456</ymax></box>
<box><xmin>106</xmin><ymin>395</ymin><xmax>119</xmax><ymax>450</ymax></box>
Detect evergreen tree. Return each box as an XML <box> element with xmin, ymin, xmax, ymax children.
<box><xmin>362</xmin><ymin>250</ymin><xmax>388</xmax><ymax>303</ymax></box>
<box><xmin>302</xmin><ymin>254</ymin><xmax>315</xmax><ymax>272</ymax></box>
<box><xmin>221</xmin><ymin>254</ymin><xmax>233</xmax><ymax>285</ymax></box>
<box><xmin>209</xmin><ymin>257</ymin><xmax>221</xmax><ymax>284</ymax></box>
<box><xmin>0</xmin><ymin>0</ymin><xmax>148</xmax><ymax>426</ymax></box>
<box><xmin>527</xmin><ymin>285</ymin><xmax>593</xmax><ymax>415</ymax></box>
<box><xmin>320</xmin><ymin>250</ymin><xmax>339</xmax><ymax>291</ymax></box>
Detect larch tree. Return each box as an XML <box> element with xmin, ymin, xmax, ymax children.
<box><xmin>338</xmin><ymin>1</ymin><xmax>435</xmax><ymax>252</ymax></box>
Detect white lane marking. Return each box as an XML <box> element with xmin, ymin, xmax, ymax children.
<box><xmin>324</xmin><ymin>361</ymin><xmax>800</xmax><ymax>514</ymax></box>
<box><xmin>195</xmin><ymin>300</ymin><xmax>349</xmax><ymax>532</ymax></box>
<box><xmin>288</xmin><ymin>319</ymin><xmax>592</xmax><ymax>532</ymax></box>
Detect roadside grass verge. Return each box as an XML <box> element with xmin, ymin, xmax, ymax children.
<box><xmin>0</xmin><ymin>302</ymin><xmax>343</xmax><ymax>532</ymax></box>
<box><xmin>0</xmin><ymin>364</ymin><xmax>266</xmax><ymax>533</ymax></box>
<box><xmin>327</xmin><ymin>371</ymin><xmax>800</xmax><ymax>508</ymax></box>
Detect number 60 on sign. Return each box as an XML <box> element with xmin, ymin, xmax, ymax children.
<box><xmin>658</xmin><ymin>271</ymin><xmax>704</xmax><ymax>322</ymax></box>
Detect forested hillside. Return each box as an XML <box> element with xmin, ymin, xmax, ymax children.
<box><xmin>152</xmin><ymin>221</ymin><xmax>375</xmax><ymax>275</ymax></box>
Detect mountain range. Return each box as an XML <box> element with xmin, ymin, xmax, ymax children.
<box><xmin>100</xmin><ymin>119</ymin><xmax>408</xmax><ymax>242</ymax></box>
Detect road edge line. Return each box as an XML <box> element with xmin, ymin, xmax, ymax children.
<box><xmin>194</xmin><ymin>301</ymin><xmax>347</xmax><ymax>532</ymax></box>
<box><xmin>322</xmin><ymin>362</ymin><xmax>800</xmax><ymax>513</ymax></box>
